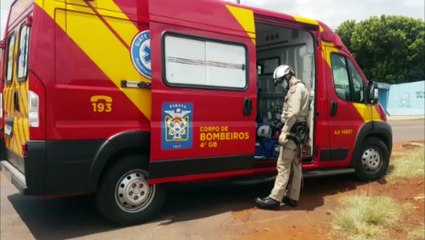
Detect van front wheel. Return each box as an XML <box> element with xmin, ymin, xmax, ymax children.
<box><xmin>354</xmin><ymin>138</ymin><xmax>389</xmax><ymax>181</ymax></box>
<box><xmin>96</xmin><ymin>156</ymin><xmax>166</xmax><ymax>225</ymax></box>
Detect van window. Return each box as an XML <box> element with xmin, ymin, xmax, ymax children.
<box><xmin>164</xmin><ymin>34</ymin><xmax>247</xmax><ymax>89</ymax></box>
<box><xmin>331</xmin><ymin>53</ymin><xmax>365</xmax><ymax>103</ymax></box>
<box><xmin>348</xmin><ymin>60</ymin><xmax>364</xmax><ymax>102</ymax></box>
<box><xmin>331</xmin><ymin>54</ymin><xmax>351</xmax><ymax>101</ymax></box>
<box><xmin>17</xmin><ymin>24</ymin><xmax>30</xmax><ymax>81</ymax></box>
<box><xmin>5</xmin><ymin>33</ymin><xmax>16</xmax><ymax>84</ymax></box>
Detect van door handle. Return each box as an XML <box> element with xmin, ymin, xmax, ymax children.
<box><xmin>14</xmin><ymin>90</ymin><xmax>20</xmax><ymax>112</ymax></box>
<box><xmin>243</xmin><ymin>98</ymin><xmax>252</xmax><ymax>116</ymax></box>
<box><xmin>330</xmin><ymin>101</ymin><xmax>337</xmax><ymax>117</ymax></box>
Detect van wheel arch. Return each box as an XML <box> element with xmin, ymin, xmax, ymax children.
<box><xmin>88</xmin><ymin>131</ymin><xmax>151</xmax><ymax>192</ymax></box>
<box><xmin>97</xmin><ymin>148</ymin><xmax>150</xmax><ymax>188</ymax></box>
<box><xmin>350</xmin><ymin>122</ymin><xmax>392</xmax><ymax>168</ymax></box>
<box><xmin>353</xmin><ymin>137</ymin><xmax>390</xmax><ymax>181</ymax></box>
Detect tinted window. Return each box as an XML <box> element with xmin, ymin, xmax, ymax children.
<box><xmin>331</xmin><ymin>53</ymin><xmax>365</xmax><ymax>103</ymax></box>
<box><xmin>5</xmin><ymin>34</ymin><xmax>16</xmax><ymax>84</ymax></box>
<box><xmin>331</xmin><ymin>54</ymin><xmax>351</xmax><ymax>101</ymax></box>
<box><xmin>348</xmin><ymin>60</ymin><xmax>364</xmax><ymax>102</ymax></box>
<box><xmin>17</xmin><ymin>24</ymin><xmax>30</xmax><ymax>80</ymax></box>
<box><xmin>164</xmin><ymin>34</ymin><xmax>247</xmax><ymax>89</ymax></box>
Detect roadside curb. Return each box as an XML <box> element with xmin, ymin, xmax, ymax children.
<box><xmin>387</xmin><ymin>115</ymin><xmax>425</xmax><ymax>121</ymax></box>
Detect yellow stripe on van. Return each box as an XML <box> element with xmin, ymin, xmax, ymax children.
<box><xmin>35</xmin><ymin>0</ymin><xmax>66</xmax><ymax>29</ymax></box>
<box><xmin>65</xmin><ymin>0</ymin><xmax>140</xmax><ymax>46</ymax></box>
<box><xmin>322</xmin><ymin>43</ymin><xmax>339</xmax><ymax>68</ymax></box>
<box><xmin>353</xmin><ymin>103</ymin><xmax>383</xmax><ymax>122</ymax></box>
<box><xmin>294</xmin><ymin>16</ymin><xmax>319</xmax><ymax>26</ymax></box>
<box><xmin>37</xmin><ymin>0</ymin><xmax>152</xmax><ymax>120</ymax></box>
<box><xmin>225</xmin><ymin>5</ymin><xmax>256</xmax><ymax>45</ymax></box>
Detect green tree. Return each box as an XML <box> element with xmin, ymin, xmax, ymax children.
<box><xmin>336</xmin><ymin>20</ymin><xmax>356</xmax><ymax>53</ymax></box>
<box><xmin>336</xmin><ymin>16</ymin><xmax>425</xmax><ymax>84</ymax></box>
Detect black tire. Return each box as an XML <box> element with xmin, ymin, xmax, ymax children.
<box><xmin>96</xmin><ymin>155</ymin><xmax>166</xmax><ymax>225</ymax></box>
<box><xmin>354</xmin><ymin>137</ymin><xmax>390</xmax><ymax>181</ymax></box>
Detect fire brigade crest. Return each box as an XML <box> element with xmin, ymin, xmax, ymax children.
<box><xmin>162</xmin><ymin>103</ymin><xmax>193</xmax><ymax>150</ymax></box>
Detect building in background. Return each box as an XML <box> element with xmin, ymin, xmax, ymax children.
<box><xmin>377</xmin><ymin>82</ymin><xmax>391</xmax><ymax>114</ymax></box>
<box><xmin>383</xmin><ymin>81</ymin><xmax>425</xmax><ymax>116</ymax></box>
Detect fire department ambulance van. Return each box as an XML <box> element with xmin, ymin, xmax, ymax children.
<box><xmin>1</xmin><ymin>0</ymin><xmax>392</xmax><ymax>225</ymax></box>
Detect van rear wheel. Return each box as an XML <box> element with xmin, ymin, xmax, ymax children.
<box><xmin>354</xmin><ymin>137</ymin><xmax>389</xmax><ymax>181</ymax></box>
<box><xmin>96</xmin><ymin>155</ymin><xmax>166</xmax><ymax>225</ymax></box>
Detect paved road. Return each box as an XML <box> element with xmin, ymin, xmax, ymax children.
<box><xmin>1</xmin><ymin>118</ymin><xmax>424</xmax><ymax>240</ymax></box>
<box><xmin>388</xmin><ymin>119</ymin><xmax>425</xmax><ymax>143</ymax></box>
<box><xmin>1</xmin><ymin>173</ymin><xmax>263</xmax><ymax>240</ymax></box>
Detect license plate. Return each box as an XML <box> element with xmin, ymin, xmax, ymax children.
<box><xmin>4</xmin><ymin>124</ymin><xmax>12</xmax><ymax>136</ymax></box>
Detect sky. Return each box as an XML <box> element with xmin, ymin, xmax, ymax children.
<box><xmin>1</xmin><ymin>0</ymin><xmax>424</xmax><ymax>38</ymax></box>
<box><xmin>1</xmin><ymin>0</ymin><xmax>13</xmax><ymax>38</ymax></box>
<box><xmin>241</xmin><ymin>0</ymin><xmax>425</xmax><ymax>29</ymax></box>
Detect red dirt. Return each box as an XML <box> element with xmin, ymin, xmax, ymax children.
<box><xmin>228</xmin><ymin>142</ymin><xmax>425</xmax><ymax>240</ymax></box>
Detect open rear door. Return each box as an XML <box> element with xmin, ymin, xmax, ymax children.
<box><xmin>148</xmin><ymin>0</ymin><xmax>258</xmax><ymax>182</ymax></box>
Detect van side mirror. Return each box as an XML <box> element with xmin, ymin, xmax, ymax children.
<box><xmin>366</xmin><ymin>81</ymin><xmax>379</xmax><ymax>105</ymax></box>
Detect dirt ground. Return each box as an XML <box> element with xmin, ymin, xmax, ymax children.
<box><xmin>1</xmin><ymin>142</ymin><xmax>423</xmax><ymax>240</ymax></box>
<box><xmin>226</xmin><ymin>142</ymin><xmax>425</xmax><ymax>240</ymax></box>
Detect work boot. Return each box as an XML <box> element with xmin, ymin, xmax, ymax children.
<box><xmin>282</xmin><ymin>196</ymin><xmax>298</xmax><ymax>207</ymax></box>
<box><xmin>255</xmin><ymin>197</ymin><xmax>280</xmax><ymax>210</ymax></box>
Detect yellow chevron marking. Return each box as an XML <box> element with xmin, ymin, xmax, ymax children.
<box><xmin>322</xmin><ymin>43</ymin><xmax>339</xmax><ymax>68</ymax></box>
<box><xmin>353</xmin><ymin>103</ymin><xmax>383</xmax><ymax>122</ymax></box>
<box><xmin>35</xmin><ymin>0</ymin><xmax>66</xmax><ymax>28</ymax></box>
<box><xmin>294</xmin><ymin>16</ymin><xmax>319</xmax><ymax>26</ymax></box>
<box><xmin>371</xmin><ymin>105</ymin><xmax>384</xmax><ymax>121</ymax></box>
<box><xmin>66</xmin><ymin>1</ymin><xmax>140</xmax><ymax>46</ymax></box>
<box><xmin>225</xmin><ymin>5</ymin><xmax>256</xmax><ymax>45</ymax></box>
<box><xmin>38</xmin><ymin>1</ymin><xmax>152</xmax><ymax>119</ymax></box>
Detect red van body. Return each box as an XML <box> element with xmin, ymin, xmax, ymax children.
<box><xmin>1</xmin><ymin>0</ymin><xmax>391</xmax><ymax>224</ymax></box>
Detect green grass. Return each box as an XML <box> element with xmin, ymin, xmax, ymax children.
<box><xmin>332</xmin><ymin>194</ymin><xmax>402</xmax><ymax>240</ymax></box>
<box><xmin>387</xmin><ymin>147</ymin><xmax>424</xmax><ymax>181</ymax></box>
<box><xmin>409</xmin><ymin>226</ymin><xmax>425</xmax><ymax>240</ymax></box>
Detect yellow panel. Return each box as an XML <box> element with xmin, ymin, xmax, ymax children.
<box><xmin>66</xmin><ymin>8</ymin><xmax>151</xmax><ymax>119</ymax></box>
<box><xmin>353</xmin><ymin>103</ymin><xmax>382</xmax><ymax>122</ymax></box>
<box><xmin>36</xmin><ymin>0</ymin><xmax>66</xmax><ymax>29</ymax></box>
<box><xmin>66</xmin><ymin>2</ymin><xmax>140</xmax><ymax>46</ymax></box>
<box><xmin>294</xmin><ymin>16</ymin><xmax>319</xmax><ymax>26</ymax></box>
<box><xmin>322</xmin><ymin>44</ymin><xmax>339</xmax><ymax>68</ymax></box>
<box><xmin>371</xmin><ymin>105</ymin><xmax>384</xmax><ymax>121</ymax></box>
<box><xmin>225</xmin><ymin>5</ymin><xmax>256</xmax><ymax>45</ymax></box>
<box><xmin>36</xmin><ymin>1</ymin><xmax>151</xmax><ymax>120</ymax></box>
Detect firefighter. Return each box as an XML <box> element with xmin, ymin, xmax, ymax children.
<box><xmin>255</xmin><ymin>65</ymin><xmax>310</xmax><ymax>210</ymax></box>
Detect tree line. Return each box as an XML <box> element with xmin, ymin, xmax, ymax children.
<box><xmin>336</xmin><ymin>15</ymin><xmax>425</xmax><ymax>84</ymax></box>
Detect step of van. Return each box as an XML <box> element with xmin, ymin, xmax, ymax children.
<box><xmin>230</xmin><ymin>168</ymin><xmax>356</xmax><ymax>185</ymax></box>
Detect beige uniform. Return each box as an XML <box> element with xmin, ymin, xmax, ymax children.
<box><xmin>269</xmin><ymin>80</ymin><xmax>310</xmax><ymax>202</ymax></box>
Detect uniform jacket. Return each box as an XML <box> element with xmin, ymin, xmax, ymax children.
<box><xmin>281</xmin><ymin>80</ymin><xmax>310</xmax><ymax>136</ymax></box>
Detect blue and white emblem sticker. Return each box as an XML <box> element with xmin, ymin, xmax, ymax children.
<box><xmin>131</xmin><ymin>30</ymin><xmax>151</xmax><ymax>79</ymax></box>
<box><xmin>162</xmin><ymin>103</ymin><xmax>193</xmax><ymax>150</ymax></box>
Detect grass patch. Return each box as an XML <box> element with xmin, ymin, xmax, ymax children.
<box><xmin>332</xmin><ymin>194</ymin><xmax>402</xmax><ymax>240</ymax></box>
<box><xmin>387</xmin><ymin>146</ymin><xmax>424</xmax><ymax>181</ymax></box>
<box><xmin>409</xmin><ymin>225</ymin><xmax>425</xmax><ymax>240</ymax></box>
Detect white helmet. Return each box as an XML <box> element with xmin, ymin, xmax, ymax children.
<box><xmin>273</xmin><ymin>65</ymin><xmax>295</xmax><ymax>83</ymax></box>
